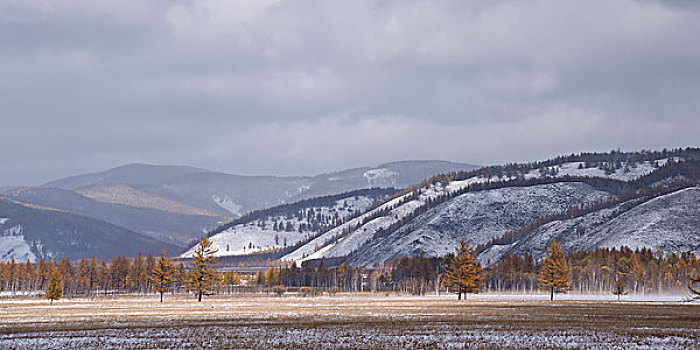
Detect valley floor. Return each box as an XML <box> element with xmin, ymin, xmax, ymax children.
<box><xmin>0</xmin><ymin>294</ymin><xmax>698</xmax><ymax>349</ymax></box>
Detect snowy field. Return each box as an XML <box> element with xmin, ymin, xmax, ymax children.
<box><xmin>0</xmin><ymin>294</ymin><xmax>698</xmax><ymax>349</ymax></box>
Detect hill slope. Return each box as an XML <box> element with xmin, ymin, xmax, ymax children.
<box><xmin>346</xmin><ymin>183</ymin><xmax>611</xmax><ymax>266</ymax></box>
<box><xmin>0</xmin><ymin>197</ymin><xmax>179</xmax><ymax>262</ymax></box>
<box><xmin>75</xmin><ymin>184</ymin><xmax>216</xmax><ymax>216</ymax></box>
<box><xmin>280</xmin><ymin>148</ymin><xmax>699</xmax><ymax>267</ymax></box>
<box><xmin>3</xmin><ymin>188</ymin><xmax>222</xmax><ymax>247</ymax></box>
<box><xmin>180</xmin><ymin>189</ymin><xmax>395</xmax><ymax>258</ymax></box>
<box><xmin>479</xmin><ymin>187</ymin><xmax>700</xmax><ymax>264</ymax></box>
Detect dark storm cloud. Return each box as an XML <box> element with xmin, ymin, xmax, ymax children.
<box><xmin>1</xmin><ymin>0</ymin><xmax>699</xmax><ymax>185</ymax></box>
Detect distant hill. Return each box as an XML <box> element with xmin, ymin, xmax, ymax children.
<box><xmin>75</xmin><ymin>184</ymin><xmax>216</xmax><ymax>216</ymax></box>
<box><xmin>43</xmin><ymin>163</ymin><xmax>206</xmax><ymax>190</ymax></box>
<box><xmin>3</xmin><ymin>187</ymin><xmax>222</xmax><ymax>247</ymax></box>
<box><xmin>0</xmin><ymin>196</ymin><xmax>180</xmax><ymax>262</ymax></box>
<box><xmin>42</xmin><ymin>161</ymin><xmax>479</xmax><ymax>217</ymax></box>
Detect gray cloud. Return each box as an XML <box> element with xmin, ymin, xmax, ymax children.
<box><xmin>1</xmin><ymin>0</ymin><xmax>698</xmax><ymax>185</ymax></box>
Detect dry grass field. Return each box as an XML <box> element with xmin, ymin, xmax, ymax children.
<box><xmin>0</xmin><ymin>294</ymin><xmax>698</xmax><ymax>349</ymax></box>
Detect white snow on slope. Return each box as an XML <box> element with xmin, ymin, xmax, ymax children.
<box><xmin>346</xmin><ymin>182</ymin><xmax>611</xmax><ymax>266</ymax></box>
<box><xmin>0</xmin><ymin>225</ymin><xmax>36</xmax><ymax>263</ymax></box>
<box><xmin>182</xmin><ymin>196</ymin><xmax>375</xmax><ymax>258</ymax></box>
<box><xmin>363</xmin><ymin>168</ymin><xmax>397</xmax><ymax>187</ymax></box>
<box><xmin>478</xmin><ymin>203</ymin><xmax>624</xmax><ymax>264</ymax></box>
<box><xmin>524</xmin><ymin>159</ymin><xmax>668</xmax><ymax>182</ymax></box>
<box><xmin>278</xmin><ymin>157</ymin><xmax>680</xmax><ymax>265</ymax></box>
<box><xmin>480</xmin><ymin>187</ymin><xmax>700</xmax><ymax>263</ymax></box>
<box><xmin>212</xmin><ymin>195</ymin><xmax>243</xmax><ymax>217</ymax></box>
<box><xmin>0</xmin><ymin>218</ymin><xmax>7</xmax><ymax>225</ymax></box>
<box><xmin>283</xmin><ymin>175</ymin><xmax>510</xmax><ymax>263</ymax></box>
<box><xmin>595</xmin><ymin>187</ymin><xmax>700</xmax><ymax>254</ymax></box>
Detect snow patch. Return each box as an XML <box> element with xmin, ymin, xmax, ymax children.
<box><xmin>0</xmin><ymin>225</ymin><xmax>36</xmax><ymax>263</ymax></box>
<box><xmin>363</xmin><ymin>168</ymin><xmax>397</xmax><ymax>186</ymax></box>
<box><xmin>212</xmin><ymin>195</ymin><xmax>243</xmax><ymax>217</ymax></box>
<box><xmin>184</xmin><ymin>196</ymin><xmax>376</xmax><ymax>258</ymax></box>
<box><xmin>482</xmin><ymin>187</ymin><xmax>700</xmax><ymax>263</ymax></box>
<box><xmin>523</xmin><ymin>159</ymin><xmax>667</xmax><ymax>182</ymax></box>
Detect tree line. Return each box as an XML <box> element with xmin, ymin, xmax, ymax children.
<box><xmin>2</xmin><ymin>234</ymin><xmax>698</xmax><ymax>302</ymax></box>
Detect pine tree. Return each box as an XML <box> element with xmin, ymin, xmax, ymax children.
<box><xmin>150</xmin><ymin>250</ymin><xmax>175</xmax><ymax>302</ymax></box>
<box><xmin>186</xmin><ymin>237</ymin><xmax>218</xmax><ymax>302</ymax></box>
<box><xmin>45</xmin><ymin>269</ymin><xmax>63</xmax><ymax>304</ymax></box>
<box><xmin>538</xmin><ymin>240</ymin><xmax>570</xmax><ymax>300</ymax></box>
<box><xmin>442</xmin><ymin>238</ymin><xmax>483</xmax><ymax>300</ymax></box>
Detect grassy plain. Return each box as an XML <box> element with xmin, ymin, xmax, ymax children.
<box><xmin>0</xmin><ymin>294</ymin><xmax>698</xmax><ymax>349</ymax></box>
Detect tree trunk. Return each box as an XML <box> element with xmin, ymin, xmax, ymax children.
<box><xmin>160</xmin><ymin>291</ymin><xmax>164</xmax><ymax>303</ymax></box>
<box><xmin>198</xmin><ymin>290</ymin><xmax>202</xmax><ymax>302</ymax></box>
<box><xmin>550</xmin><ymin>286</ymin><xmax>554</xmax><ymax>301</ymax></box>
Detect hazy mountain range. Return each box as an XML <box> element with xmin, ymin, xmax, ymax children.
<box><xmin>3</xmin><ymin>148</ymin><xmax>699</xmax><ymax>267</ymax></box>
<box><xmin>0</xmin><ymin>160</ymin><xmax>477</xmax><ymax>262</ymax></box>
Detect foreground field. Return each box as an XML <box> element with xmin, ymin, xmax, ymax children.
<box><xmin>0</xmin><ymin>294</ymin><xmax>698</xmax><ymax>349</ymax></box>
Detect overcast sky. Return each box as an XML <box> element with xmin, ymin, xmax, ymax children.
<box><xmin>1</xmin><ymin>0</ymin><xmax>699</xmax><ymax>185</ymax></box>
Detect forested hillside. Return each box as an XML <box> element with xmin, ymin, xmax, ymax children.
<box><xmin>280</xmin><ymin>148</ymin><xmax>700</xmax><ymax>267</ymax></box>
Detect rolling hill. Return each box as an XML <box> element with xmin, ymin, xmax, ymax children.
<box><xmin>42</xmin><ymin>161</ymin><xmax>478</xmax><ymax>217</ymax></box>
<box><xmin>274</xmin><ymin>148</ymin><xmax>700</xmax><ymax>267</ymax></box>
<box><xmin>0</xmin><ymin>196</ymin><xmax>180</xmax><ymax>262</ymax></box>
<box><xmin>180</xmin><ymin>188</ymin><xmax>396</xmax><ymax>259</ymax></box>
<box><xmin>3</xmin><ymin>187</ymin><xmax>222</xmax><ymax>247</ymax></box>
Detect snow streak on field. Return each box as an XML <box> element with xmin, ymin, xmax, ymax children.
<box><xmin>0</xmin><ymin>295</ymin><xmax>697</xmax><ymax>349</ymax></box>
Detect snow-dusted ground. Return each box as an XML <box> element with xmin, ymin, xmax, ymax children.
<box><xmin>182</xmin><ymin>195</ymin><xmax>376</xmax><ymax>258</ymax></box>
<box><xmin>0</xmin><ymin>294</ymin><xmax>696</xmax><ymax>350</ymax></box>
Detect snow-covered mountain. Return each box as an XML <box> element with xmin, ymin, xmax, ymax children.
<box><xmin>479</xmin><ymin>187</ymin><xmax>700</xmax><ymax>264</ymax></box>
<box><xmin>346</xmin><ymin>183</ymin><xmax>611</xmax><ymax>266</ymax></box>
<box><xmin>5</xmin><ymin>148</ymin><xmax>697</xmax><ymax>265</ymax></box>
<box><xmin>278</xmin><ymin>149</ymin><xmax>699</xmax><ymax>267</ymax></box>
<box><xmin>283</xmin><ymin>181</ymin><xmax>610</xmax><ymax>266</ymax></box>
<box><xmin>0</xmin><ymin>160</ymin><xmax>475</xmax><ymax>259</ymax></box>
<box><xmin>180</xmin><ymin>189</ymin><xmax>395</xmax><ymax>258</ymax></box>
